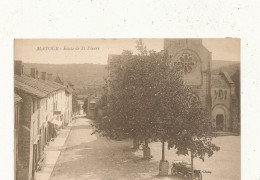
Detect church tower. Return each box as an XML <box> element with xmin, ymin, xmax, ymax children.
<box><xmin>164</xmin><ymin>39</ymin><xmax>212</xmax><ymax>109</ymax></box>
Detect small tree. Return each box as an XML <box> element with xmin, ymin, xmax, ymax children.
<box><xmin>168</xmin><ymin>106</ymin><xmax>220</xmax><ymax>178</ymax></box>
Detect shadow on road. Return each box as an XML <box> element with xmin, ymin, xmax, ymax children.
<box><xmin>50</xmin><ymin>119</ymin><xmax>178</xmax><ymax>180</ymax></box>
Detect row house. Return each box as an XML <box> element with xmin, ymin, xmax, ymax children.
<box><xmin>54</xmin><ymin>75</ymin><xmax>73</xmax><ymax>126</ymax></box>
<box><xmin>14</xmin><ymin>61</ymin><xmax>73</xmax><ymax>180</ymax></box>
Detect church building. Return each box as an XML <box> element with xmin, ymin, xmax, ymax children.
<box><xmin>164</xmin><ymin>39</ymin><xmax>239</xmax><ymax>133</ymax></box>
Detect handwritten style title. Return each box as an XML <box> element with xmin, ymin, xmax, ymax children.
<box><xmin>37</xmin><ymin>46</ymin><xmax>100</xmax><ymax>51</ymax></box>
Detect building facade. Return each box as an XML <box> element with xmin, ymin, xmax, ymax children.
<box><xmin>14</xmin><ymin>61</ymin><xmax>72</xmax><ymax>180</ymax></box>
<box><xmin>164</xmin><ymin>39</ymin><xmax>239</xmax><ymax>132</ymax></box>
<box><xmin>164</xmin><ymin>39</ymin><xmax>212</xmax><ymax>109</ymax></box>
<box><xmin>211</xmin><ymin>72</ymin><xmax>239</xmax><ymax>132</ymax></box>
<box><xmin>14</xmin><ymin>94</ymin><xmax>22</xmax><ymax>180</ymax></box>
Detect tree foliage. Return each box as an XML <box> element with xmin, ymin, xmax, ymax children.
<box><xmin>167</xmin><ymin>107</ymin><xmax>220</xmax><ymax>161</ymax></box>
<box><xmin>91</xmin><ymin>39</ymin><xmax>219</xmax><ymax>161</ymax></box>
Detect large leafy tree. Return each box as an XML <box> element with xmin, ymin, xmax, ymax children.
<box><xmin>92</xmin><ymin>40</ymin><xmax>219</xmax><ymax>163</ymax></box>
<box><xmin>92</xmin><ymin>40</ymin><xmax>192</xmax><ymax>154</ymax></box>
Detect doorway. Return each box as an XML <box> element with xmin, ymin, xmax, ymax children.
<box><xmin>216</xmin><ymin>114</ymin><xmax>224</xmax><ymax>131</ymax></box>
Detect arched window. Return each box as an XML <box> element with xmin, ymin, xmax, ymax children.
<box><xmin>214</xmin><ymin>90</ymin><xmax>218</xmax><ymax>99</ymax></box>
<box><xmin>224</xmin><ymin>90</ymin><xmax>227</xmax><ymax>99</ymax></box>
<box><xmin>219</xmin><ymin>89</ymin><xmax>223</xmax><ymax>99</ymax></box>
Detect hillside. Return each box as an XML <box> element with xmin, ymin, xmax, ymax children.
<box><xmin>24</xmin><ymin>63</ymin><xmax>108</xmax><ymax>86</ymax></box>
<box><xmin>211</xmin><ymin>60</ymin><xmax>240</xmax><ymax>75</ymax></box>
<box><xmin>24</xmin><ymin>60</ymin><xmax>240</xmax><ymax>89</ymax></box>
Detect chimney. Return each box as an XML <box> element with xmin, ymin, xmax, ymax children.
<box><xmin>14</xmin><ymin>61</ymin><xmax>23</xmax><ymax>76</ymax></box>
<box><xmin>41</xmin><ymin>72</ymin><xmax>47</xmax><ymax>80</ymax></box>
<box><xmin>30</xmin><ymin>68</ymin><xmax>37</xmax><ymax>79</ymax></box>
<box><xmin>47</xmin><ymin>73</ymin><xmax>53</xmax><ymax>81</ymax></box>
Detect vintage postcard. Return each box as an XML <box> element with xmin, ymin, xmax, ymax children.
<box><xmin>14</xmin><ymin>38</ymin><xmax>240</xmax><ymax>180</ymax></box>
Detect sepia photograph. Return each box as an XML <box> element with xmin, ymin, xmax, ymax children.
<box><xmin>14</xmin><ymin>38</ymin><xmax>240</xmax><ymax>180</ymax></box>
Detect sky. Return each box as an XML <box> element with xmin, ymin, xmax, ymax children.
<box><xmin>14</xmin><ymin>38</ymin><xmax>240</xmax><ymax>64</ymax></box>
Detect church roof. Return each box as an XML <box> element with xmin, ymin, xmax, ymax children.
<box><xmin>211</xmin><ymin>72</ymin><xmax>235</xmax><ymax>88</ymax></box>
<box><xmin>221</xmin><ymin>72</ymin><xmax>234</xmax><ymax>84</ymax></box>
<box><xmin>211</xmin><ymin>75</ymin><xmax>230</xmax><ymax>88</ymax></box>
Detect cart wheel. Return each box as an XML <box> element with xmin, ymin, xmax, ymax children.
<box><xmin>193</xmin><ymin>171</ymin><xmax>202</xmax><ymax>180</ymax></box>
<box><xmin>197</xmin><ymin>172</ymin><xmax>202</xmax><ymax>180</ymax></box>
<box><xmin>187</xmin><ymin>173</ymin><xmax>192</xmax><ymax>180</ymax></box>
<box><xmin>171</xmin><ymin>167</ymin><xmax>177</xmax><ymax>175</ymax></box>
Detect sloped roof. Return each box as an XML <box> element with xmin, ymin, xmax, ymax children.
<box><xmin>15</xmin><ymin>78</ymin><xmax>47</xmax><ymax>98</ymax></box>
<box><xmin>221</xmin><ymin>72</ymin><xmax>234</xmax><ymax>84</ymax></box>
<box><xmin>211</xmin><ymin>75</ymin><xmax>229</xmax><ymax>88</ymax></box>
<box><xmin>15</xmin><ymin>74</ymin><xmax>56</xmax><ymax>94</ymax></box>
<box><xmin>65</xmin><ymin>85</ymin><xmax>73</xmax><ymax>94</ymax></box>
<box><xmin>55</xmin><ymin>75</ymin><xmax>63</xmax><ymax>84</ymax></box>
<box><xmin>64</xmin><ymin>81</ymin><xmax>73</xmax><ymax>94</ymax></box>
<box><xmin>14</xmin><ymin>74</ymin><xmax>65</xmax><ymax>98</ymax></box>
<box><xmin>37</xmin><ymin>78</ymin><xmax>65</xmax><ymax>90</ymax></box>
<box><xmin>14</xmin><ymin>93</ymin><xmax>22</xmax><ymax>103</ymax></box>
<box><xmin>54</xmin><ymin>75</ymin><xmax>73</xmax><ymax>94</ymax></box>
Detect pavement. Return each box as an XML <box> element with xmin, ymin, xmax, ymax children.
<box><xmin>34</xmin><ymin>121</ymin><xmax>74</xmax><ymax>180</ymax></box>
<box><xmin>36</xmin><ymin>117</ymin><xmax>240</xmax><ymax>180</ymax></box>
<box><xmin>50</xmin><ymin>117</ymin><xmax>167</xmax><ymax>180</ymax></box>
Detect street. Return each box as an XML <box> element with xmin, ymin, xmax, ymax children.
<box><xmin>50</xmin><ymin>117</ymin><xmax>240</xmax><ymax>180</ymax></box>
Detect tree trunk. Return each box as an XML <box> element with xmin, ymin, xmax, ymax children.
<box><xmin>162</xmin><ymin>141</ymin><xmax>165</xmax><ymax>161</ymax></box>
<box><xmin>144</xmin><ymin>138</ymin><xmax>148</xmax><ymax>148</ymax></box>
<box><xmin>159</xmin><ymin>140</ymin><xmax>169</xmax><ymax>176</ymax></box>
<box><xmin>143</xmin><ymin>138</ymin><xmax>151</xmax><ymax>159</ymax></box>
<box><xmin>133</xmin><ymin>137</ymin><xmax>139</xmax><ymax>150</ymax></box>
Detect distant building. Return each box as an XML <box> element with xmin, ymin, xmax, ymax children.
<box><xmin>14</xmin><ymin>61</ymin><xmax>72</xmax><ymax>180</ymax></box>
<box><xmin>76</xmin><ymin>99</ymin><xmax>84</xmax><ymax>115</ymax></box>
<box><xmin>54</xmin><ymin>75</ymin><xmax>73</xmax><ymax>126</ymax></box>
<box><xmin>87</xmin><ymin>96</ymin><xmax>100</xmax><ymax>119</ymax></box>
<box><xmin>108</xmin><ymin>39</ymin><xmax>240</xmax><ymax>133</ymax></box>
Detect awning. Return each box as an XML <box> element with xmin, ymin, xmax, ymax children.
<box><xmin>50</xmin><ymin>119</ymin><xmax>62</xmax><ymax>127</ymax></box>
<box><xmin>54</xmin><ymin>111</ymin><xmax>61</xmax><ymax>115</ymax></box>
<box><xmin>33</xmin><ymin>135</ymin><xmax>41</xmax><ymax>144</ymax></box>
